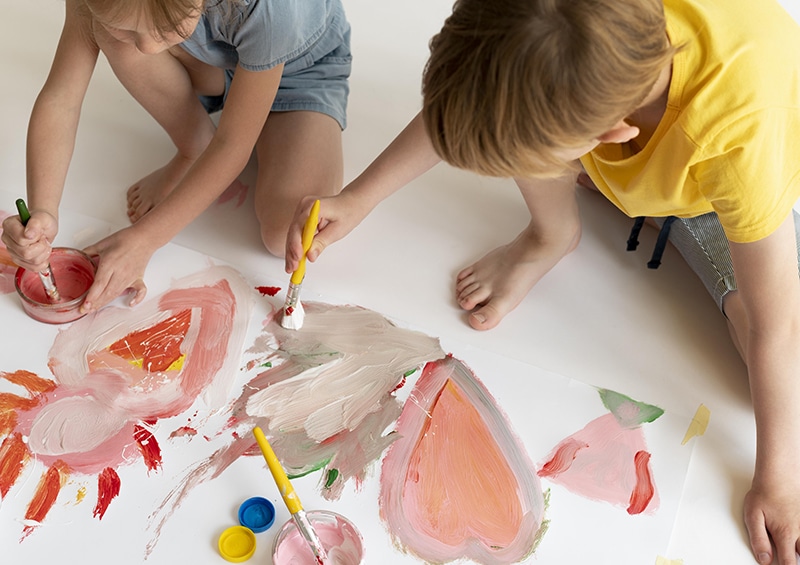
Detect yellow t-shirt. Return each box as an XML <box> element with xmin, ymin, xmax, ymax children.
<box><xmin>579</xmin><ymin>0</ymin><xmax>800</xmax><ymax>243</ymax></box>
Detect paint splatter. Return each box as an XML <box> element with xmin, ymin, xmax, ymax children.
<box><xmin>255</xmin><ymin>286</ymin><xmax>280</xmax><ymax>297</ymax></box>
<box><xmin>0</xmin><ymin>266</ymin><xmax>252</xmax><ymax>537</ymax></box>
<box><xmin>145</xmin><ymin>301</ymin><xmax>444</xmax><ymax>557</ymax></box>
<box><xmin>169</xmin><ymin>426</ymin><xmax>198</xmax><ymax>439</ymax></box>
<box><xmin>380</xmin><ymin>355</ymin><xmax>546</xmax><ymax>564</ymax></box>
<box><xmin>538</xmin><ymin>390</ymin><xmax>662</xmax><ymax>514</ymax></box>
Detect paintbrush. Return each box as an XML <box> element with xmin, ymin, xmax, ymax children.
<box><xmin>15</xmin><ymin>198</ymin><xmax>61</xmax><ymax>303</ymax></box>
<box><xmin>252</xmin><ymin>426</ymin><xmax>328</xmax><ymax>564</ymax></box>
<box><xmin>280</xmin><ymin>199</ymin><xmax>320</xmax><ymax>330</ymax></box>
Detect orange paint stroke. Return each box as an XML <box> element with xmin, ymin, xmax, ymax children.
<box><xmin>0</xmin><ymin>433</ymin><xmax>30</xmax><ymax>498</ymax></box>
<box><xmin>2</xmin><ymin>370</ymin><xmax>58</xmax><ymax>395</ymax></box>
<box><xmin>406</xmin><ymin>379</ymin><xmax>524</xmax><ymax>546</ymax></box>
<box><xmin>108</xmin><ymin>310</ymin><xmax>191</xmax><ymax>372</ymax></box>
<box><xmin>627</xmin><ymin>450</ymin><xmax>655</xmax><ymax>515</ymax></box>
<box><xmin>22</xmin><ymin>461</ymin><xmax>69</xmax><ymax>539</ymax></box>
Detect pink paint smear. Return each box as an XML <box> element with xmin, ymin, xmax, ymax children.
<box><xmin>0</xmin><ymin>266</ymin><xmax>252</xmax><ymax>541</ymax></box>
<box><xmin>537</xmin><ymin>390</ymin><xmax>662</xmax><ymax>514</ymax></box>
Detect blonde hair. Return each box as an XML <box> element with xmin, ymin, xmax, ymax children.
<box><xmin>81</xmin><ymin>0</ymin><xmax>205</xmax><ymax>40</ymax></box>
<box><xmin>422</xmin><ymin>0</ymin><xmax>679</xmax><ymax>178</ymax></box>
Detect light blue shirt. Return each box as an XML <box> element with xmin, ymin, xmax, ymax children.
<box><xmin>181</xmin><ymin>0</ymin><xmax>346</xmax><ymax>73</ymax></box>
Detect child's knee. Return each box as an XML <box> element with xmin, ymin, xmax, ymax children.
<box><xmin>259</xmin><ymin>222</ymin><xmax>287</xmax><ymax>258</ymax></box>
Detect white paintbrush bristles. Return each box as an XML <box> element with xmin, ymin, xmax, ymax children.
<box><xmin>280</xmin><ymin>286</ymin><xmax>306</xmax><ymax>330</ymax></box>
<box><xmin>280</xmin><ymin>300</ymin><xmax>305</xmax><ymax>330</ymax></box>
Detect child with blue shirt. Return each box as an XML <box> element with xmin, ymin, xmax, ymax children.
<box><xmin>2</xmin><ymin>0</ymin><xmax>351</xmax><ymax>312</ymax></box>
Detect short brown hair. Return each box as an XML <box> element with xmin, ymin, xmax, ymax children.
<box><xmin>422</xmin><ymin>0</ymin><xmax>678</xmax><ymax>178</ymax></box>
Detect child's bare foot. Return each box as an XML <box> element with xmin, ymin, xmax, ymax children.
<box><xmin>126</xmin><ymin>153</ymin><xmax>196</xmax><ymax>222</ymax></box>
<box><xmin>456</xmin><ymin>226</ymin><xmax>580</xmax><ymax>331</ymax></box>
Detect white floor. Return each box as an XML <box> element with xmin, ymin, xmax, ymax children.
<box><xmin>2</xmin><ymin>1</ymin><xmax>800</xmax><ymax>564</ymax></box>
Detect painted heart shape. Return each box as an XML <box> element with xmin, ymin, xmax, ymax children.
<box><xmin>379</xmin><ymin>355</ymin><xmax>546</xmax><ymax>564</ymax></box>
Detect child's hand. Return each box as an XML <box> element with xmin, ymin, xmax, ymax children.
<box><xmin>80</xmin><ymin>226</ymin><xmax>152</xmax><ymax>313</ymax></box>
<box><xmin>1</xmin><ymin>210</ymin><xmax>58</xmax><ymax>272</ymax></box>
<box><xmin>744</xmin><ymin>474</ymin><xmax>800</xmax><ymax>565</ymax></box>
<box><xmin>284</xmin><ymin>192</ymin><xmax>369</xmax><ymax>274</ymax></box>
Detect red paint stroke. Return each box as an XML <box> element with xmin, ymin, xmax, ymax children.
<box><xmin>0</xmin><ymin>433</ymin><xmax>30</xmax><ymax>498</ymax></box>
<box><xmin>22</xmin><ymin>461</ymin><xmax>69</xmax><ymax>540</ymax></box>
<box><xmin>390</xmin><ymin>375</ymin><xmax>407</xmax><ymax>393</ymax></box>
<box><xmin>134</xmin><ymin>425</ymin><xmax>162</xmax><ymax>473</ymax></box>
<box><xmin>93</xmin><ymin>467</ymin><xmax>121</xmax><ymax>519</ymax></box>
<box><xmin>169</xmin><ymin>426</ymin><xmax>198</xmax><ymax>439</ymax></box>
<box><xmin>255</xmin><ymin>286</ymin><xmax>280</xmax><ymax>297</ymax></box>
<box><xmin>537</xmin><ymin>438</ymin><xmax>589</xmax><ymax>478</ymax></box>
<box><xmin>627</xmin><ymin>450</ymin><xmax>655</xmax><ymax>515</ymax></box>
<box><xmin>108</xmin><ymin>310</ymin><xmax>192</xmax><ymax>372</ymax></box>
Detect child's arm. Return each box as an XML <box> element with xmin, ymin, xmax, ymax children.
<box><xmin>730</xmin><ymin>214</ymin><xmax>800</xmax><ymax>565</ymax></box>
<box><xmin>81</xmin><ymin>63</ymin><xmax>285</xmax><ymax>311</ymax></box>
<box><xmin>1</xmin><ymin>0</ymin><xmax>99</xmax><ymax>272</ymax></box>
<box><xmin>284</xmin><ymin>112</ymin><xmax>441</xmax><ymax>273</ymax></box>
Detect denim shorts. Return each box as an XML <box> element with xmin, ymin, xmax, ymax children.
<box><xmin>633</xmin><ymin>211</ymin><xmax>800</xmax><ymax>312</ymax></box>
<box><xmin>198</xmin><ymin>10</ymin><xmax>351</xmax><ymax>129</ymax></box>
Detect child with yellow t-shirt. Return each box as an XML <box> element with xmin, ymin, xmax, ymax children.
<box><xmin>286</xmin><ymin>0</ymin><xmax>800</xmax><ymax>562</ymax></box>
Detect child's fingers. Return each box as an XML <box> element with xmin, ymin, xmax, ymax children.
<box><xmin>285</xmin><ymin>197</ymin><xmax>322</xmax><ymax>273</ymax></box>
<box><xmin>743</xmin><ymin>507</ymin><xmax>772</xmax><ymax>564</ymax></box>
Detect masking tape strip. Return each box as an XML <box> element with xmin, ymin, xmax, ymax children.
<box><xmin>656</xmin><ymin>556</ymin><xmax>684</xmax><ymax>565</ymax></box>
<box><xmin>681</xmin><ymin>403</ymin><xmax>711</xmax><ymax>445</ymax></box>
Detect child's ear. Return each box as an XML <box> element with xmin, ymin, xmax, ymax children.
<box><xmin>596</xmin><ymin>121</ymin><xmax>640</xmax><ymax>144</ymax></box>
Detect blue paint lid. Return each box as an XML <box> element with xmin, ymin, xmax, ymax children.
<box><xmin>238</xmin><ymin>496</ymin><xmax>276</xmax><ymax>533</ymax></box>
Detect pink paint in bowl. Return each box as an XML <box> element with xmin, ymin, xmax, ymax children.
<box><xmin>15</xmin><ymin>247</ymin><xmax>96</xmax><ymax>324</ymax></box>
<box><xmin>272</xmin><ymin>510</ymin><xmax>364</xmax><ymax>565</ymax></box>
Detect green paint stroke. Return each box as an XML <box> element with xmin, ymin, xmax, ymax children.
<box><xmin>598</xmin><ymin>389</ymin><xmax>664</xmax><ymax>428</ymax></box>
<box><xmin>287</xmin><ymin>457</ymin><xmax>331</xmax><ymax>480</ymax></box>
<box><xmin>324</xmin><ymin>468</ymin><xmax>339</xmax><ymax>489</ymax></box>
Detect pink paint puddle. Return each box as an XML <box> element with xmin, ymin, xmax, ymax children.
<box><xmin>14</xmin><ymin>248</ymin><xmax>95</xmax><ymax>324</ymax></box>
<box><xmin>272</xmin><ymin>510</ymin><xmax>364</xmax><ymax>565</ymax></box>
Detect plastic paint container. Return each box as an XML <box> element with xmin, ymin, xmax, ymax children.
<box><xmin>272</xmin><ymin>510</ymin><xmax>364</xmax><ymax>565</ymax></box>
<box><xmin>218</xmin><ymin>525</ymin><xmax>257</xmax><ymax>563</ymax></box>
<box><xmin>15</xmin><ymin>247</ymin><xmax>96</xmax><ymax>324</ymax></box>
<box><xmin>238</xmin><ymin>496</ymin><xmax>275</xmax><ymax>533</ymax></box>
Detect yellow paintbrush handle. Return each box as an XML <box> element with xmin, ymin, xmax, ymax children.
<box><xmin>253</xmin><ymin>427</ymin><xmax>304</xmax><ymax>514</ymax></box>
<box><xmin>290</xmin><ymin>200</ymin><xmax>320</xmax><ymax>285</ymax></box>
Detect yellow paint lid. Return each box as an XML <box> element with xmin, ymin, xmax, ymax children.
<box><xmin>218</xmin><ymin>525</ymin><xmax>256</xmax><ymax>562</ymax></box>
